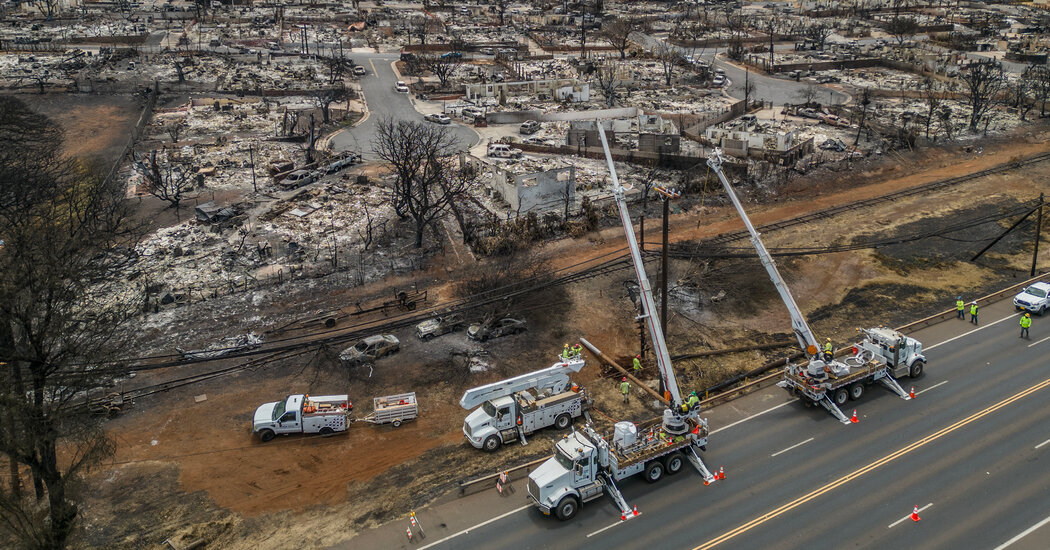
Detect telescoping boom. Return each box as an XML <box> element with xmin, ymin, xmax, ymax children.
<box><xmin>706</xmin><ymin>150</ymin><xmax>915</xmax><ymax>423</ymax></box>
<box><xmin>522</xmin><ymin>123</ymin><xmax>716</xmax><ymax>523</ymax></box>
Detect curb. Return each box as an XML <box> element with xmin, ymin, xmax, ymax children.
<box><xmin>318</xmin><ymin>84</ymin><xmax>369</xmax><ymax>153</ymax></box>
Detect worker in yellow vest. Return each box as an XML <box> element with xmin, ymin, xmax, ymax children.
<box><xmin>956</xmin><ymin>296</ymin><xmax>965</xmax><ymax>320</ymax></box>
<box><xmin>970</xmin><ymin>301</ymin><xmax>979</xmax><ymax>325</ymax></box>
<box><xmin>1020</xmin><ymin>313</ymin><xmax>1032</xmax><ymax>339</ymax></box>
<box><xmin>620</xmin><ymin>377</ymin><xmax>631</xmax><ymax>403</ymax></box>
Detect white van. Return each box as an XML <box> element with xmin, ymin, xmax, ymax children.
<box><xmin>487</xmin><ymin>143</ymin><xmax>523</xmax><ymax>158</ymax></box>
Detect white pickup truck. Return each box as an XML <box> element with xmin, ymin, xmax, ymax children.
<box><xmin>253</xmin><ymin>394</ymin><xmax>351</xmax><ymax>442</ymax></box>
<box><xmin>1014</xmin><ymin>281</ymin><xmax>1050</xmax><ymax>315</ymax></box>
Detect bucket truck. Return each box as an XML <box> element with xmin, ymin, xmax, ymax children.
<box><xmin>460</xmin><ymin>358</ymin><xmax>590</xmax><ymax>451</ymax></box>
<box><xmin>705</xmin><ymin>150</ymin><xmax>921</xmax><ymax>424</ymax></box>
<box><xmin>527</xmin><ymin>123</ymin><xmax>716</xmax><ymax>523</ymax></box>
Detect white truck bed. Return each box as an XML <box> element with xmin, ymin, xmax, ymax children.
<box><xmin>302</xmin><ymin>394</ymin><xmax>350</xmax><ymax>432</ymax></box>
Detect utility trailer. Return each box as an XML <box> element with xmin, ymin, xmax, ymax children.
<box><xmin>528</xmin><ymin>418</ymin><xmax>713</xmax><ymax>521</ymax></box>
<box><xmin>359</xmin><ymin>392</ymin><xmax>418</xmax><ymax>428</ymax></box>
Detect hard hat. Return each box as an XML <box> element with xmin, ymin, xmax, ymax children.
<box><xmin>564</xmin><ymin>343</ymin><xmax>569</xmax><ymax>347</ymax></box>
<box><xmin>690</xmin><ymin>390</ymin><xmax>697</xmax><ymax>396</ymax></box>
<box><xmin>1025</xmin><ymin>312</ymin><xmax>1031</xmax><ymax>317</ymax></box>
<box><xmin>635</xmin><ymin>354</ymin><xmax>641</xmax><ymax>358</ymax></box>
<box><xmin>622</xmin><ymin>376</ymin><xmax>627</xmax><ymax>381</ymax></box>
<box><xmin>826</xmin><ymin>338</ymin><xmax>831</xmax><ymax>342</ymax></box>
<box><xmin>957</xmin><ymin>296</ymin><xmax>961</xmax><ymax>299</ymax></box>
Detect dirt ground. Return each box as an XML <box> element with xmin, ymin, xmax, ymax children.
<box><xmin>17</xmin><ymin>93</ymin><xmax>144</xmax><ymax>166</ymax></box>
<box><xmin>69</xmin><ymin>125</ymin><xmax>1050</xmax><ymax>549</ymax></box>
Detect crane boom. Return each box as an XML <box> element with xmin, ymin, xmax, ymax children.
<box><xmin>596</xmin><ymin>124</ymin><xmax>682</xmax><ymax>405</ymax></box>
<box><xmin>459</xmin><ymin>358</ymin><xmax>585</xmax><ymax>410</ymax></box>
<box><xmin>706</xmin><ymin>151</ymin><xmax>820</xmax><ymax>357</ymax></box>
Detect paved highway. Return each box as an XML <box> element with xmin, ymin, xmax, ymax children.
<box><xmin>342</xmin><ymin>295</ymin><xmax>1050</xmax><ymax>550</ymax></box>
<box><xmin>328</xmin><ymin>53</ymin><xmax>479</xmax><ymax>159</ymax></box>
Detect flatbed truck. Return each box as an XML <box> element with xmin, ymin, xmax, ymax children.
<box><xmin>529</xmin><ymin>417</ymin><xmax>711</xmax><ymax>520</ymax></box>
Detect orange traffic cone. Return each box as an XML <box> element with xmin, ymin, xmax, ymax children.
<box><xmin>909</xmin><ymin>386</ymin><xmax>916</xmax><ymax>399</ymax></box>
<box><xmin>704</xmin><ymin>478</ymin><xmax>711</xmax><ymax>486</ymax></box>
<box><xmin>633</xmin><ymin>505</ymin><xmax>639</xmax><ymax>516</ymax></box>
<box><xmin>850</xmin><ymin>409</ymin><xmax>859</xmax><ymax>423</ymax></box>
<box><xmin>718</xmin><ymin>466</ymin><xmax>726</xmax><ymax>480</ymax></box>
<box><xmin>407</xmin><ymin>527</ymin><xmax>413</xmax><ymax>540</ymax></box>
<box><xmin>910</xmin><ymin>505</ymin><xmax>921</xmax><ymax>522</ymax></box>
<box><xmin>621</xmin><ymin>511</ymin><xmax>627</xmax><ymax>521</ymax></box>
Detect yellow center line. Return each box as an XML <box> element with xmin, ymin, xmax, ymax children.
<box><xmin>695</xmin><ymin>375</ymin><xmax>1050</xmax><ymax>550</ymax></box>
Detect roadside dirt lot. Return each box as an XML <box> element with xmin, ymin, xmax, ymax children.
<box><xmin>75</xmin><ymin>126</ymin><xmax>1050</xmax><ymax>549</ymax></box>
<box><xmin>17</xmin><ymin>93</ymin><xmax>143</xmax><ymax>166</ymax></box>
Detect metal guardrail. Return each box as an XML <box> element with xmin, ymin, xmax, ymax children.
<box><xmin>457</xmin><ymin>271</ymin><xmax>1050</xmax><ymax>493</ymax></box>
<box><xmin>458</xmin><ymin>456</ymin><xmax>550</xmax><ymax>497</ymax></box>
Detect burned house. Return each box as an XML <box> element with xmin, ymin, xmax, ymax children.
<box><xmin>490</xmin><ymin>163</ymin><xmax>576</xmax><ymax>214</ymax></box>
<box><xmin>705</xmin><ymin>117</ymin><xmax>813</xmax><ymax>164</ymax></box>
<box><xmin>465</xmin><ymin>78</ymin><xmax>590</xmax><ymax>102</ymax></box>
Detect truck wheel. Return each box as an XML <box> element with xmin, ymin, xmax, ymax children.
<box><xmin>664</xmin><ymin>453</ymin><xmax>684</xmax><ymax>475</ymax></box>
<box><xmin>555</xmin><ymin>495</ymin><xmax>579</xmax><ymax>521</ymax></box>
<box><xmin>644</xmin><ymin>461</ymin><xmax>664</xmax><ymax>483</ymax></box>
<box><xmin>482</xmin><ymin>435</ymin><xmax>500</xmax><ymax>452</ymax></box>
<box><xmin>849</xmin><ymin>383</ymin><xmax>864</xmax><ymax>401</ymax></box>
<box><xmin>258</xmin><ymin>429</ymin><xmax>275</xmax><ymax>442</ymax></box>
<box><xmin>392</xmin><ymin>419</ymin><xmax>402</xmax><ymax>428</ymax></box>
<box><xmin>833</xmin><ymin>388</ymin><xmax>849</xmax><ymax>406</ymax></box>
<box><xmin>319</xmin><ymin>427</ymin><xmax>334</xmax><ymax>435</ymax></box>
<box><xmin>910</xmin><ymin>360</ymin><xmax>925</xmax><ymax>379</ymax></box>
<box><xmin>421</xmin><ymin>333</ymin><xmax>433</xmax><ymax>342</ymax></box>
<box><xmin>554</xmin><ymin>413</ymin><xmax>571</xmax><ymax>430</ymax></box>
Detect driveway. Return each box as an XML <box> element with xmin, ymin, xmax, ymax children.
<box><xmin>328</xmin><ymin>53</ymin><xmax>479</xmax><ymax>159</ymax></box>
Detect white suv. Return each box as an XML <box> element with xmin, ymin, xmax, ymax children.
<box><xmin>1014</xmin><ymin>281</ymin><xmax>1050</xmax><ymax>315</ymax></box>
<box><xmin>487</xmin><ymin>143</ymin><xmax>523</xmax><ymax>158</ymax></box>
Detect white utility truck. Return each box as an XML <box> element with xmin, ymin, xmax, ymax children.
<box><xmin>527</xmin><ymin>123</ymin><xmax>717</xmax><ymax>522</ymax></box>
<box><xmin>706</xmin><ymin>151</ymin><xmax>920</xmax><ymax>424</ymax></box>
<box><xmin>253</xmin><ymin>394</ymin><xmax>350</xmax><ymax>442</ymax></box>
<box><xmin>461</xmin><ymin>358</ymin><xmax>589</xmax><ymax>451</ymax></box>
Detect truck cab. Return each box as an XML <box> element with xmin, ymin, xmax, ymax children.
<box><xmin>464</xmin><ymin>395</ymin><xmax>518</xmax><ymax>451</ymax></box>
<box><xmin>857</xmin><ymin>327</ymin><xmax>925</xmax><ymax>379</ymax></box>
<box><xmin>254</xmin><ymin>395</ymin><xmax>304</xmax><ymax>440</ymax></box>
<box><xmin>528</xmin><ymin>432</ymin><xmax>601</xmax><ymax>520</ymax></box>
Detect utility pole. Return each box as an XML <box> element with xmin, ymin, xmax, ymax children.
<box><xmin>656</xmin><ymin>186</ymin><xmax>680</xmax><ymax>337</ymax></box>
<box><xmin>1033</xmin><ymin>192</ymin><xmax>1044</xmax><ymax>276</ymax></box>
<box><xmin>639</xmin><ymin>214</ymin><xmax>645</xmax><ymax>250</ymax></box>
<box><xmin>249</xmin><ymin>143</ymin><xmax>257</xmax><ymax>192</ymax></box>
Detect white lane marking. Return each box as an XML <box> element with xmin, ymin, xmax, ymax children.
<box><xmin>368</xmin><ymin>58</ymin><xmax>377</xmax><ymax>74</ymax></box>
<box><xmin>416</xmin><ymin>504</ymin><xmax>531</xmax><ymax>550</ymax></box>
<box><xmin>711</xmin><ymin>399</ymin><xmax>798</xmax><ymax>434</ymax></box>
<box><xmin>888</xmin><ymin>503</ymin><xmax>933</xmax><ymax>528</ymax></box>
<box><xmin>586</xmin><ymin>513</ymin><xmax>642</xmax><ymax>538</ymax></box>
<box><xmin>1035</xmin><ymin>437</ymin><xmax>1050</xmax><ymax>449</ymax></box>
<box><xmin>993</xmin><ymin>513</ymin><xmax>1050</xmax><ymax>550</ymax></box>
<box><xmin>916</xmin><ymin>380</ymin><xmax>948</xmax><ymax>395</ymax></box>
<box><xmin>926</xmin><ymin>314</ymin><xmax>1020</xmax><ymax>351</ymax></box>
<box><xmin>770</xmin><ymin>437</ymin><xmax>814</xmax><ymax>458</ymax></box>
<box><xmin>1028</xmin><ymin>334</ymin><xmax>1050</xmax><ymax>348</ymax></box>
